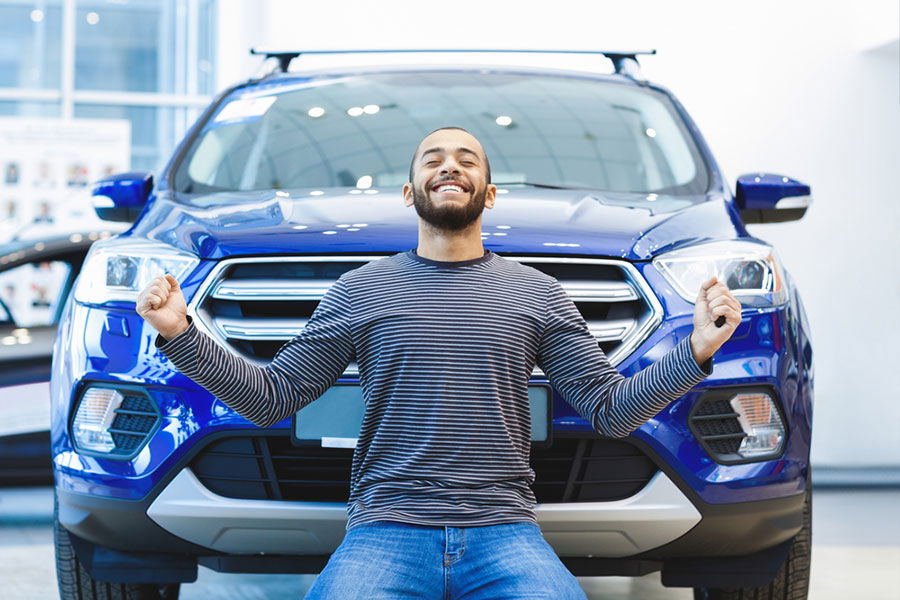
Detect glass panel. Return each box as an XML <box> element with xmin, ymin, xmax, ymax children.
<box><xmin>74</xmin><ymin>104</ymin><xmax>186</xmax><ymax>173</ymax></box>
<box><xmin>173</xmin><ymin>72</ymin><xmax>709</xmax><ymax>197</ymax></box>
<box><xmin>0</xmin><ymin>0</ymin><xmax>63</xmax><ymax>89</ymax></box>
<box><xmin>0</xmin><ymin>259</ymin><xmax>72</xmax><ymax>326</ymax></box>
<box><xmin>197</xmin><ymin>0</ymin><xmax>216</xmax><ymax>95</ymax></box>
<box><xmin>75</xmin><ymin>0</ymin><xmax>165</xmax><ymax>93</ymax></box>
<box><xmin>75</xmin><ymin>0</ymin><xmax>216</xmax><ymax>94</ymax></box>
<box><xmin>0</xmin><ymin>101</ymin><xmax>60</xmax><ymax>117</ymax></box>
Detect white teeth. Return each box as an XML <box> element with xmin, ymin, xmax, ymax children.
<box><xmin>436</xmin><ymin>184</ymin><xmax>463</xmax><ymax>193</ymax></box>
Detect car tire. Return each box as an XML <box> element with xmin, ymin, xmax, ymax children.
<box><xmin>54</xmin><ymin>492</ymin><xmax>181</xmax><ymax>600</ymax></box>
<box><xmin>693</xmin><ymin>475</ymin><xmax>811</xmax><ymax>600</ymax></box>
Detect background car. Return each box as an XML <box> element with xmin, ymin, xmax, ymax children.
<box><xmin>0</xmin><ymin>229</ymin><xmax>127</xmax><ymax>486</ymax></box>
<box><xmin>50</xmin><ymin>50</ymin><xmax>814</xmax><ymax>600</ymax></box>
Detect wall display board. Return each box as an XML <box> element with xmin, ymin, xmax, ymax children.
<box><xmin>0</xmin><ymin>117</ymin><xmax>131</xmax><ymax>242</ymax></box>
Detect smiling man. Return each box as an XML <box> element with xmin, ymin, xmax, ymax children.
<box><xmin>140</xmin><ymin>126</ymin><xmax>742</xmax><ymax>599</ymax></box>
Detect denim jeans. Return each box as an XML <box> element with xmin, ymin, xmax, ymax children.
<box><xmin>302</xmin><ymin>520</ymin><xmax>588</xmax><ymax>600</ymax></box>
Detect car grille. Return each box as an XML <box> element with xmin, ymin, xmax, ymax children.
<box><xmin>191</xmin><ymin>255</ymin><xmax>661</xmax><ymax>368</ymax></box>
<box><xmin>189</xmin><ymin>433</ymin><xmax>659</xmax><ymax>504</ymax></box>
<box><xmin>689</xmin><ymin>396</ymin><xmax>747</xmax><ymax>455</ymax></box>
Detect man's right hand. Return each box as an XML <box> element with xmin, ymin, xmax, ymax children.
<box><xmin>136</xmin><ymin>273</ymin><xmax>189</xmax><ymax>340</ymax></box>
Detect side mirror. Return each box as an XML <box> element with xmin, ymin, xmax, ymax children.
<box><xmin>91</xmin><ymin>172</ymin><xmax>153</xmax><ymax>222</ymax></box>
<box><xmin>735</xmin><ymin>173</ymin><xmax>811</xmax><ymax>224</ymax></box>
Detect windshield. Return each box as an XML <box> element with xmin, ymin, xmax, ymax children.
<box><xmin>173</xmin><ymin>71</ymin><xmax>710</xmax><ymax>197</ymax></box>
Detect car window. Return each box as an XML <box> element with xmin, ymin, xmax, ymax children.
<box><xmin>174</xmin><ymin>71</ymin><xmax>710</xmax><ymax>197</ymax></box>
<box><xmin>0</xmin><ymin>260</ymin><xmax>72</xmax><ymax>327</ymax></box>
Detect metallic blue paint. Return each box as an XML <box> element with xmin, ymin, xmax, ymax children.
<box><xmin>91</xmin><ymin>172</ymin><xmax>153</xmax><ymax>222</ymax></box>
<box><xmin>125</xmin><ymin>188</ymin><xmax>746</xmax><ymax>261</ymax></box>
<box><xmin>736</xmin><ymin>173</ymin><xmax>811</xmax><ymax>211</ymax></box>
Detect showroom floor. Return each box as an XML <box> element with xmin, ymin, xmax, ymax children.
<box><xmin>1</xmin><ymin>487</ymin><xmax>897</xmax><ymax>599</ymax></box>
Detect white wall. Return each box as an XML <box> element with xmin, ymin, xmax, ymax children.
<box><xmin>219</xmin><ymin>0</ymin><xmax>900</xmax><ymax>468</ymax></box>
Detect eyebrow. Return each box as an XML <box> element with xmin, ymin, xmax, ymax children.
<box><xmin>419</xmin><ymin>146</ymin><xmax>481</xmax><ymax>161</ymax></box>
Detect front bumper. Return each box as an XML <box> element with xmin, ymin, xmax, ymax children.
<box><xmin>57</xmin><ymin>465</ymin><xmax>803</xmax><ymax>582</ymax></box>
<box><xmin>144</xmin><ymin>467</ymin><xmax>700</xmax><ymax>556</ymax></box>
<box><xmin>57</xmin><ymin>439</ymin><xmax>804</xmax><ymax>562</ymax></box>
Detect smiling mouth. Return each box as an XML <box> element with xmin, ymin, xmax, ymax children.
<box><xmin>431</xmin><ymin>182</ymin><xmax>468</xmax><ymax>195</ymax></box>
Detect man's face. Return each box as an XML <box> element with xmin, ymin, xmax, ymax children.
<box><xmin>404</xmin><ymin>130</ymin><xmax>496</xmax><ymax>231</ymax></box>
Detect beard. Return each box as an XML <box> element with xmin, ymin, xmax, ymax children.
<box><xmin>412</xmin><ymin>181</ymin><xmax>487</xmax><ymax>232</ymax></box>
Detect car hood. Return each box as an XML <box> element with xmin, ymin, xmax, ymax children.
<box><xmin>134</xmin><ymin>188</ymin><xmax>742</xmax><ymax>261</ymax></box>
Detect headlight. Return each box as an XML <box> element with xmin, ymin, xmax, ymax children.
<box><xmin>653</xmin><ymin>240</ymin><xmax>787</xmax><ymax>308</ymax></box>
<box><xmin>73</xmin><ymin>238</ymin><xmax>199</xmax><ymax>304</ymax></box>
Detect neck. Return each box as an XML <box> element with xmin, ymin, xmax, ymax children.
<box><xmin>415</xmin><ymin>220</ymin><xmax>485</xmax><ymax>262</ymax></box>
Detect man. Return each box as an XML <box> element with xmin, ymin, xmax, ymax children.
<box><xmin>138</xmin><ymin>127</ymin><xmax>742</xmax><ymax>599</ymax></box>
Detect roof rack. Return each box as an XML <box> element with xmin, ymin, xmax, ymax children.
<box><xmin>248</xmin><ymin>48</ymin><xmax>657</xmax><ymax>81</ymax></box>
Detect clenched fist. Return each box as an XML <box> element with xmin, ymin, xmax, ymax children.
<box><xmin>689</xmin><ymin>276</ymin><xmax>742</xmax><ymax>366</ymax></box>
<box><xmin>136</xmin><ymin>273</ymin><xmax>189</xmax><ymax>341</ymax></box>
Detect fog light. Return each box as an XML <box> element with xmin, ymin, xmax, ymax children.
<box><xmin>71</xmin><ymin>387</ymin><xmax>124</xmax><ymax>452</ymax></box>
<box><xmin>731</xmin><ymin>393</ymin><xmax>785</xmax><ymax>457</ymax></box>
<box><xmin>689</xmin><ymin>387</ymin><xmax>787</xmax><ymax>464</ymax></box>
<box><xmin>70</xmin><ymin>385</ymin><xmax>161</xmax><ymax>458</ymax></box>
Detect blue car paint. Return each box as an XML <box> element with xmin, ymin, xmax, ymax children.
<box><xmin>51</xmin><ymin>66</ymin><xmax>813</xmax><ymax>517</ymax></box>
<box><xmin>736</xmin><ymin>174</ymin><xmax>810</xmax><ymax>210</ymax></box>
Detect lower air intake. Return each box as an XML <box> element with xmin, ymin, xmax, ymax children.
<box><xmin>188</xmin><ymin>432</ymin><xmax>658</xmax><ymax>504</ymax></box>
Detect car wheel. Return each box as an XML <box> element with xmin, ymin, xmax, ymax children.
<box><xmin>54</xmin><ymin>492</ymin><xmax>181</xmax><ymax>600</ymax></box>
<box><xmin>693</xmin><ymin>477</ymin><xmax>811</xmax><ymax>600</ymax></box>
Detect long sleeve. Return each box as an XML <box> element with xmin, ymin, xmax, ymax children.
<box><xmin>154</xmin><ymin>276</ymin><xmax>355</xmax><ymax>428</ymax></box>
<box><xmin>537</xmin><ymin>278</ymin><xmax>712</xmax><ymax>438</ymax></box>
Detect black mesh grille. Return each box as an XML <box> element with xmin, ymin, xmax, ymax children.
<box><xmin>108</xmin><ymin>392</ymin><xmax>159</xmax><ymax>452</ymax></box>
<box><xmin>189</xmin><ymin>433</ymin><xmax>658</xmax><ymax>503</ymax></box>
<box><xmin>689</xmin><ymin>396</ymin><xmax>746</xmax><ymax>455</ymax></box>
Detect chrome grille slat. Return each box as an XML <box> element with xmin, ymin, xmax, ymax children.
<box><xmin>216</xmin><ymin>316</ymin><xmax>636</xmax><ymax>344</ymax></box>
<box><xmin>213</xmin><ymin>278</ymin><xmax>637</xmax><ymax>303</ymax></box>
<box><xmin>213</xmin><ymin>278</ymin><xmax>335</xmax><ymax>301</ymax></box>
<box><xmin>586</xmin><ymin>318</ymin><xmax>635</xmax><ymax>342</ymax></box>
<box><xmin>189</xmin><ymin>254</ymin><xmax>663</xmax><ymax>370</ymax></box>
<box><xmin>559</xmin><ymin>281</ymin><xmax>637</xmax><ymax>302</ymax></box>
<box><xmin>218</xmin><ymin>317</ymin><xmax>310</xmax><ymax>340</ymax></box>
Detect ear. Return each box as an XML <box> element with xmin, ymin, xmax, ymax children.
<box><xmin>402</xmin><ymin>182</ymin><xmax>414</xmax><ymax>207</ymax></box>
<box><xmin>484</xmin><ymin>184</ymin><xmax>497</xmax><ymax>210</ymax></box>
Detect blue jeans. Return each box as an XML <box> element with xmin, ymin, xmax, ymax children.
<box><xmin>302</xmin><ymin>520</ymin><xmax>588</xmax><ymax>600</ymax></box>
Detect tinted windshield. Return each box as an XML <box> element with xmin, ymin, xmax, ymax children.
<box><xmin>173</xmin><ymin>71</ymin><xmax>709</xmax><ymax>196</ymax></box>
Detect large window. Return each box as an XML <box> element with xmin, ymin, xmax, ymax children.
<box><xmin>0</xmin><ymin>0</ymin><xmax>216</xmax><ymax>172</ymax></box>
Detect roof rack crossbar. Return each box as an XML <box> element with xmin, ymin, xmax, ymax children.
<box><xmin>249</xmin><ymin>48</ymin><xmax>657</xmax><ymax>78</ymax></box>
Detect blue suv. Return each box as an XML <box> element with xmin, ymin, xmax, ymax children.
<box><xmin>51</xmin><ymin>50</ymin><xmax>814</xmax><ymax>600</ymax></box>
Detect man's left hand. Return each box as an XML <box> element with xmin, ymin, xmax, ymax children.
<box><xmin>690</xmin><ymin>276</ymin><xmax>742</xmax><ymax>366</ymax></box>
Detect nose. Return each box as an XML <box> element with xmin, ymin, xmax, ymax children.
<box><xmin>439</xmin><ymin>156</ymin><xmax>461</xmax><ymax>175</ymax></box>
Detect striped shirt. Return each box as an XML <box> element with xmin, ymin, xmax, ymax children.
<box><xmin>155</xmin><ymin>249</ymin><xmax>712</xmax><ymax>530</ymax></box>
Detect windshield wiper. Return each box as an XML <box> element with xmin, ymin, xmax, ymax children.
<box><xmin>492</xmin><ymin>181</ymin><xmax>585</xmax><ymax>190</ymax></box>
